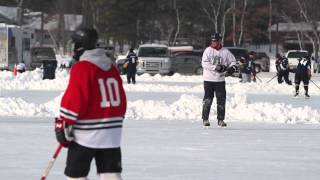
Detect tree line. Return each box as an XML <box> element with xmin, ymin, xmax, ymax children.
<box><xmin>1</xmin><ymin>0</ymin><xmax>320</xmax><ymax>56</ymax></box>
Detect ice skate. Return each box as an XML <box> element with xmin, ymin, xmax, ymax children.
<box><xmin>305</xmin><ymin>93</ymin><xmax>310</xmax><ymax>99</ymax></box>
<box><xmin>218</xmin><ymin>120</ymin><xmax>227</xmax><ymax>127</ymax></box>
<box><xmin>203</xmin><ymin>119</ymin><xmax>210</xmax><ymax>127</ymax></box>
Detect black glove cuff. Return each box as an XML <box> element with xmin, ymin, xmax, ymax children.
<box><xmin>227</xmin><ymin>65</ymin><xmax>236</xmax><ymax>75</ymax></box>
<box><xmin>215</xmin><ymin>65</ymin><xmax>227</xmax><ymax>73</ymax></box>
<box><xmin>55</xmin><ymin>118</ymin><xmax>74</xmax><ymax>147</ymax></box>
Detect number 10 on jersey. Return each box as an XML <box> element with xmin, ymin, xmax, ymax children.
<box><xmin>98</xmin><ymin>78</ymin><xmax>121</xmax><ymax>108</ymax></box>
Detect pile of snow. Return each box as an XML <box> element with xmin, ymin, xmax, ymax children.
<box><xmin>1</xmin><ymin>68</ymin><xmax>320</xmax><ymax>124</ymax></box>
<box><xmin>0</xmin><ymin>68</ymin><xmax>69</xmax><ymax>90</ymax></box>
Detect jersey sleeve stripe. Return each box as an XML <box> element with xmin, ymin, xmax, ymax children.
<box><xmin>60</xmin><ymin>112</ymin><xmax>78</xmax><ymax>121</ymax></box>
<box><xmin>60</xmin><ymin>107</ymin><xmax>79</xmax><ymax>117</ymax></box>
<box><xmin>74</xmin><ymin>121</ymin><xmax>122</xmax><ymax>128</ymax></box>
<box><xmin>73</xmin><ymin>118</ymin><xmax>123</xmax><ymax>130</ymax></box>
<box><xmin>74</xmin><ymin>125</ymin><xmax>122</xmax><ymax>130</ymax></box>
<box><xmin>76</xmin><ymin>120</ymin><xmax>123</xmax><ymax>126</ymax></box>
<box><xmin>76</xmin><ymin>117</ymin><xmax>123</xmax><ymax>124</ymax></box>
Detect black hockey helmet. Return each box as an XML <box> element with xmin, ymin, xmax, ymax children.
<box><xmin>71</xmin><ymin>28</ymin><xmax>98</xmax><ymax>51</ymax></box>
<box><xmin>249</xmin><ymin>51</ymin><xmax>256</xmax><ymax>55</ymax></box>
<box><xmin>210</xmin><ymin>33</ymin><xmax>222</xmax><ymax>41</ymax></box>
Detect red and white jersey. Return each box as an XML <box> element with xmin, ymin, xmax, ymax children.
<box><xmin>60</xmin><ymin>48</ymin><xmax>127</xmax><ymax>148</ymax></box>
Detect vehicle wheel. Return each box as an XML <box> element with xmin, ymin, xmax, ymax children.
<box><xmin>167</xmin><ymin>71</ymin><xmax>175</xmax><ymax>76</ymax></box>
<box><xmin>266</xmin><ymin>67</ymin><xmax>270</xmax><ymax>72</ymax></box>
<box><xmin>195</xmin><ymin>67</ymin><xmax>203</xmax><ymax>75</ymax></box>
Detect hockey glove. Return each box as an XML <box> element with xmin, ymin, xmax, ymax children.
<box><xmin>55</xmin><ymin>117</ymin><xmax>74</xmax><ymax>147</ymax></box>
<box><xmin>215</xmin><ymin>64</ymin><xmax>227</xmax><ymax>73</ymax></box>
<box><xmin>226</xmin><ymin>65</ymin><xmax>237</xmax><ymax>76</ymax></box>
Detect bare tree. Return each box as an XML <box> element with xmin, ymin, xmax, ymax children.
<box><xmin>221</xmin><ymin>3</ymin><xmax>232</xmax><ymax>45</ymax></box>
<box><xmin>232</xmin><ymin>0</ymin><xmax>236</xmax><ymax>46</ymax></box>
<box><xmin>281</xmin><ymin>13</ymin><xmax>304</xmax><ymax>50</ymax></box>
<box><xmin>56</xmin><ymin>0</ymin><xmax>66</xmax><ymax>54</ymax></box>
<box><xmin>16</xmin><ymin>0</ymin><xmax>24</xmax><ymax>25</ymax></box>
<box><xmin>202</xmin><ymin>0</ymin><xmax>232</xmax><ymax>45</ymax></box>
<box><xmin>237</xmin><ymin>0</ymin><xmax>247</xmax><ymax>46</ymax></box>
<box><xmin>81</xmin><ymin>0</ymin><xmax>94</xmax><ymax>28</ymax></box>
<box><xmin>172</xmin><ymin>7</ymin><xmax>185</xmax><ymax>46</ymax></box>
<box><xmin>268</xmin><ymin>0</ymin><xmax>272</xmax><ymax>52</ymax></box>
<box><xmin>202</xmin><ymin>0</ymin><xmax>223</xmax><ymax>33</ymax></box>
<box><xmin>296</xmin><ymin>0</ymin><xmax>320</xmax><ymax>60</ymax></box>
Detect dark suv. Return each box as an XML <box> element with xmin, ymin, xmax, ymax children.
<box><xmin>30</xmin><ymin>47</ymin><xmax>57</xmax><ymax>70</ymax></box>
<box><xmin>170</xmin><ymin>51</ymin><xmax>203</xmax><ymax>75</ymax></box>
<box><xmin>225</xmin><ymin>47</ymin><xmax>248</xmax><ymax>76</ymax></box>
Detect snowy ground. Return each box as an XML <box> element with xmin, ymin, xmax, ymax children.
<box><xmin>1</xmin><ymin>68</ymin><xmax>320</xmax><ymax>179</ymax></box>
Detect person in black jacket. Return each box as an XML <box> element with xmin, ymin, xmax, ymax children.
<box><xmin>239</xmin><ymin>55</ymin><xmax>254</xmax><ymax>83</ymax></box>
<box><xmin>294</xmin><ymin>56</ymin><xmax>311</xmax><ymax>97</ymax></box>
<box><xmin>125</xmin><ymin>48</ymin><xmax>138</xmax><ymax>84</ymax></box>
<box><xmin>275</xmin><ymin>53</ymin><xmax>292</xmax><ymax>85</ymax></box>
<box><xmin>248</xmin><ymin>51</ymin><xmax>257</xmax><ymax>82</ymax></box>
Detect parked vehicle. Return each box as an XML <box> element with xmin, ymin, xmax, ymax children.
<box><xmin>225</xmin><ymin>47</ymin><xmax>248</xmax><ymax>77</ymax></box>
<box><xmin>29</xmin><ymin>47</ymin><xmax>57</xmax><ymax>70</ymax></box>
<box><xmin>136</xmin><ymin>44</ymin><xmax>171</xmax><ymax>75</ymax></box>
<box><xmin>285</xmin><ymin>50</ymin><xmax>309</xmax><ymax>71</ymax></box>
<box><xmin>0</xmin><ymin>24</ymin><xmax>35</xmax><ymax>71</ymax></box>
<box><xmin>255</xmin><ymin>52</ymin><xmax>270</xmax><ymax>72</ymax></box>
<box><xmin>170</xmin><ymin>51</ymin><xmax>203</xmax><ymax>75</ymax></box>
<box><xmin>226</xmin><ymin>47</ymin><xmax>248</xmax><ymax>61</ymax></box>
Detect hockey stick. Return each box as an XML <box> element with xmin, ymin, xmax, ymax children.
<box><xmin>254</xmin><ymin>74</ymin><xmax>263</xmax><ymax>82</ymax></box>
<box><xmin>41</xmin><ymin>144</ymin><xmax>63</xmax><ymax>180</ymax></box>
<box><xmin>310</xmin><ymin>79</ymin><xmax>320</xmax><ymax>90</ymax></box>
<box><xmin>266</xmin><ymin>74</ymin><xmax>277</xmax><ymax>83</ymax></box>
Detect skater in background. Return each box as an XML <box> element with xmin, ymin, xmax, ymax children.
<box><xmin>125</xmin><ymin>48</ymin><xmax>138</xmax><ymax>84</ymax></box>
<box><xmin>275</xmin><ymin>53</ymin><xmax>292</xmax><ymax>85</ymax></box>
<box><xmin>294</xmin><ymin>56</ymin><xmax>311</xmax><ymax>97</ymax></box>
<box><xmin>201</xmin><ymin>33</ymin><xmax>237</xmax><ymax>127</ymax></box>
<box><xmin>16</xmin><ymin>60</ymin><xmax>26</xmax><ymax>73</ymax></box>
<box><xmin>239</xmin><ymin>55</ymin><xmax>253</xmax><ymax>83</ymax></box>
<box><xmin>55</xmin><ymin>28</ymin><xmax>127</xmax><ymax>180</ymax></box>
<box><xmin>248</xmin><ymin>51</ymin><xmax>257</xmax><ymax>82</ymax></box>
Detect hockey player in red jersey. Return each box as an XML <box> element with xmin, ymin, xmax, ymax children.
<box><xmin>55</xmin><ymin>28</ymin><xmax>127</xmax><ymax>180</ymax></box>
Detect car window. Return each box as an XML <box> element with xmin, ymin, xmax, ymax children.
<box><xmin>227</xmin><ymin>48</ymin><xmax>248</xmax><ymax>59</ymax></box>
<box><xmin>174</xmin><ymin>55</ymin><xmax>200</xmax><ymax>61</ymax></box>
<box><xmin>172</xmin><ymin>51</ymin><xmax>202</xmax><ymax>58</ymax></box>
<box><xmin>138</xmin><ymin>47</ymin><xmax>169</xmax><ymax>57</ymax></box>
<box><xmin>287</xmin><ymin>52</ymin><xmax>308</xmax><ymax>58</ymax></box>
<box><xmin>32</xmin><ymin>48</ymin><xmax>55</xmax><ymax>61</ymax></box>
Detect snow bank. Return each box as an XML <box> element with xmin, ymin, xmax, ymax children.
<box><xmin>1</xmin><ymin>92</ymin><xmax>319</xmax><ymax>124</ymax></box>
<box><xmin>1</xmin><ymin>67</ymin><xmax>320</xmax><ymax>124</ymax></box>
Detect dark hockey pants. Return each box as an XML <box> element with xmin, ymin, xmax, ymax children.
<box><xmin>295</xmin><ymin>73</ymin><xmax>309</xmax><ymax>94</ymax></box>
<box><xmin>127</xmin><ymin>72</ymin><xmax>136</xmax><ymax>84</ymax></box>
<box><xmin>277</xmin><ymin>70</ymin><xmax>292</xmax><ymax>85</ymax></box>
<box><xmin>202</xmin><ymin>81</ymin><xmax>226</xmax><ymax>121</ymax></box>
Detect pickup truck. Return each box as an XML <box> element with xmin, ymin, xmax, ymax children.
<box><xmin>285</xmin><ymin>50</ymin><xmax>309</xmax><ymax>71</ymax></box>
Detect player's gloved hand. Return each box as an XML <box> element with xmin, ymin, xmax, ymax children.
<box><xmin>226</xmin><ymin>65</ymin><xmax>237</xmax><ymax>76</ymax></box>
<box><xmin>55</xmin><ymin>117</ymin><xmax>74</xmax><ymax>147</ymax></box>
<box><xmin>215</xmin><ymin>64</ymin><xmax>227</xmax><ymax>73</ymax></box>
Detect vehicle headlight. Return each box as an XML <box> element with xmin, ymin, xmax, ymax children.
<box><xmin>138</xmin><ymin>61</ymin><xmax>144</xmax><ymax>67</ymax></box>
